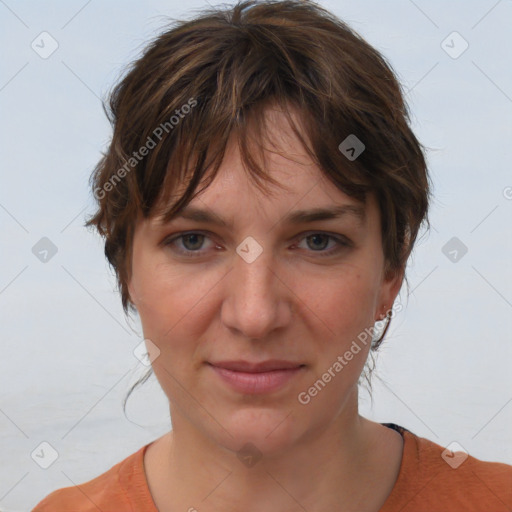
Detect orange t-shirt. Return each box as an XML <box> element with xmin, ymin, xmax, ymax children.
<box><xmin>32</xmin><ymin>424</ymin><xmax>512</xmax><ymax>511</ymax></box>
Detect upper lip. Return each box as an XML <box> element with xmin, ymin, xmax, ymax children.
<box><xmin>209</xmin><ymin>360</ymin><xmax>304</xmax><ymax>372</ymax></box>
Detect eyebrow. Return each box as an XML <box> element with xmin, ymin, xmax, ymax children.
<box><xmin>164</xmin><ymin>204</ymin><xmax>366</xmax><ymax>228</ymax></box>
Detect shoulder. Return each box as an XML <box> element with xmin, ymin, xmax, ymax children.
<box><xmin>31</xmin><ymin>443</ymin><xmax>156</xmax><ymax>512</ymax></box>
<box><xmin>381</xmin><ymin>424</ymin><xmax>512</xmax><ymax>512</ymax></box>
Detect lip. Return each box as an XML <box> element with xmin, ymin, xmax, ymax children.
<box><xmin>209</xmin><ymin>360</ymin><xmax>304</xmax><ymax>372</ymax></box>
<box><xmin>208</xmin><ymin>360</ymin><xmax>305</xmax><ymax>394</ymax></box>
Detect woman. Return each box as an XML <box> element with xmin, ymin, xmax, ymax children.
<box><xmin>33</xmin><ymin>0</ymin><xmax>512</xmax><ymax>510</ymax></box>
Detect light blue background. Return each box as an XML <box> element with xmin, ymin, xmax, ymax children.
<box><xmin>1</xmin><ymin>0</ymin><xmax>511</xmax><ymax>510</ymax></box>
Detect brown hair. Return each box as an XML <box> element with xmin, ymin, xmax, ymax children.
<box><xmin>86</xmin><ymin>0</ymin><xmax>432</xmax><ymax>358</ymax></box>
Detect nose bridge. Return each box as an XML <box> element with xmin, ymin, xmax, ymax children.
<box><xmin>222</xmin><ymin>242</ymin><xmax>288</xmax><ymax>339</ymax></box>
<box><xmin>235</xmin><ymin>246</ymin><xmax>275</xmax><ymax>297</ymax></box>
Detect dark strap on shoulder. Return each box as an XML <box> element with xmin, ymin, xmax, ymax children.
<box><xmin>381</xmin><ymin>422</ymin><xmax>412</xmax><ymax>436</ymax></box>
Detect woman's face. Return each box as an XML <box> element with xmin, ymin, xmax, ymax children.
<box><xmin>128</xmin><ymin>109</ymin><xmax>403</xmax><ymax>455</ymax></box>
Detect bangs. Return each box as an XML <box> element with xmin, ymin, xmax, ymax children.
<box><xmin>150</xmin><ymin>96</ymin><xmax>369</xmax><ymax>227</ymax></box>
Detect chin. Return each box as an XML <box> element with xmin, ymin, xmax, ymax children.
<box><xmin>215</xmin><ymin>406</ymin><xmax>301</xmax><ymax>458</ymax></box>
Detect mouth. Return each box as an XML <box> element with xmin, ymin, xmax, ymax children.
<box><xmin>207</xmin><ymin>360</ymin><xmax>306</xmax><ymax>394</ymax></box>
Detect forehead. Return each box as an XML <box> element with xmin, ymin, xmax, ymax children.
<box><xmin>150</xmin><ymin>154</ymin><xmax>373</xmax><ymax>235</ymax></box>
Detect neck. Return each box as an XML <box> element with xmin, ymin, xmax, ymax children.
<box><xmin>145</xmin><ymin>396</ymin><xmax>402</xmax><ymax>512</ymax></box>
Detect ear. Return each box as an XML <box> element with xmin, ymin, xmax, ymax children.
<box><xmin>375</xmin><ymin>265</ymin><xmax>404</xmax><ymax>321</ymax></box>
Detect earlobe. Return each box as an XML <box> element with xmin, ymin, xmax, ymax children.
<box><xmin>376</xmin><ymin>266</ymin><xmax>404</xmax><ymax>322</ymax></box>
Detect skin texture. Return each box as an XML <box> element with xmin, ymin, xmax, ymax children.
<box><xmin>128</xmin><ymin>107</ymin><xmax>405</xmax><ymax>512</ymax></box>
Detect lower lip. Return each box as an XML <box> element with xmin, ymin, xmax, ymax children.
<box><xmin>209</xmin><ymin>365</ymin><xmax>304</xmax><ymax>394</ymax></box>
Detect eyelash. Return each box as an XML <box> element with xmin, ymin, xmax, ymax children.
<box><xmin>162</xmin><ymin>231</ymin><xmax>352</xmax><ymax>258</ymax></box>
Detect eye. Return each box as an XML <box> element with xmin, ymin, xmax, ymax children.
<box><xmin>163</xmin><ymin>231</ymin><xmax>218</xmax><ymax>257</ymax></box>
<box><xmin>295</xmin><ymin>232</ymin><xmax>351</xmax><ymax>257</ymax></box>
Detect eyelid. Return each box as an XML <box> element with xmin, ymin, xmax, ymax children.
<box><xmin>299</xmin><ymin>230</ymin><xmax>352</xmax><ymax>245</ymax></box>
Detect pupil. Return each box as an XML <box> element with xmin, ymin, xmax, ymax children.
<box><xmin>184</xmin><ymin>234</ymin><xmax>203</xmax><ymax>250</ymax></box>
<box><xmin>309</xmin><ymin>234</ymin><xmax>328</xmax><ymax>250</ymax></box>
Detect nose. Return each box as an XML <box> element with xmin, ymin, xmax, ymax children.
<box><xmin>220</xmin><ymin>246</ymin><xmax>292</xmax><ymax>340</ymax></box>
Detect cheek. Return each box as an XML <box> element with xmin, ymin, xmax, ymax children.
<box><xmin>296</xmin><ymin>273</ymin><xmax>377</xmax><ymax>408</ymax></box>
<box><xmin>132</xmin><ymin>261</ymin><xmax>222</xmax><ymax>348</ymax></box>
<box><xmin>301</xmin><ymin>270</ymin><xmax>377</xmax><ymax>341</ymax></box>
